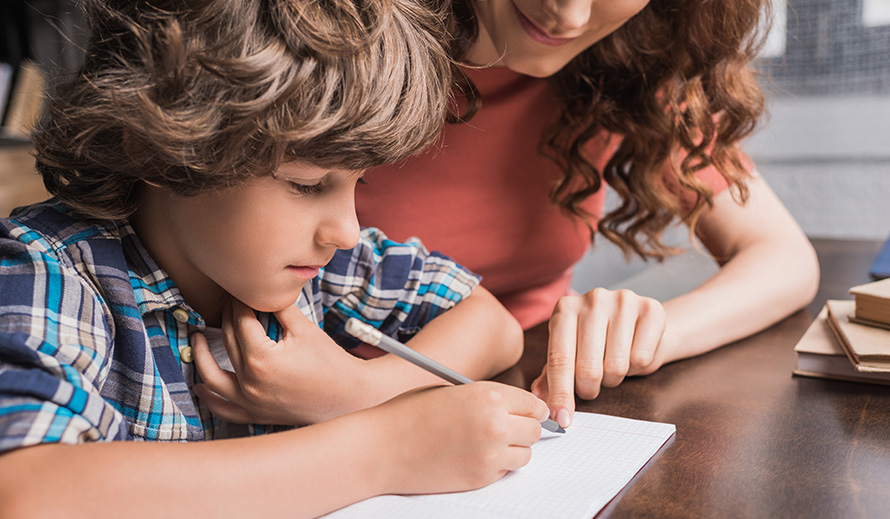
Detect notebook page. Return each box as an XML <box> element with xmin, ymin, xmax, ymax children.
<box><xmin>323</xmin><ymin>412</ymin><xmax>676</xmax><ymax>519</ymax></box>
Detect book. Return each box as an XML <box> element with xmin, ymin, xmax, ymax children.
<box><xmin>2</xmin><ymin>60</ymin><xmax>45</xmax><ymax>137</ymax></box>
<box><xmin>793</xmin><ymin>306</ymin><xmax>890</xmax><ymax>386</ymax></box>
<box><xmin>0</xmin><ymin>62</ymin><xmax>14</xmax><ymax>126</ymax></box>
<box><xmin>825</xmin><ymin>300</ymin><xmax>890</xmax><ymax>372</ymax></box>
<box><xmin>849</xmin><ymin>278</ymin><xmax>890</xmax><ymax>327</ymax></box>
<box><xmin>322</xmin><ymin>412</ymin><xmax>676</xmax><ymax>519</ymax></box>
<box><xmin>870</xmin><ymin>233</ymin><xmax>890</xmax><ymax>280</ymax></box>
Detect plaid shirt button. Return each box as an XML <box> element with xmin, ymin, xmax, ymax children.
<box><xmin>173</xmin><ymin>308</ymin><xmax>190</xmax><ymax>323</ymax></box>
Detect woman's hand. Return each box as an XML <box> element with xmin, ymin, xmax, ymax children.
<box><xmin>192</xmin><ymin>298</ymin><xmax>373</xmax><ymax>425</ymax></box>
<box><xmin>367</xmin><ymin>381</ymin><xmax>550</xmax><ymax>494</ymax></box>
<box><xmin>531</xmin><ymin>288</ymin><xmax>672</xmax><ymax>428</ymax></box>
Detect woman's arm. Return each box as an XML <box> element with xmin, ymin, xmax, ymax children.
<box><xmin>659</xmin><ymin>172</ymin><xmax>819</xmax><ymax>359</ymax></box>
<box><xmin>532</xmin><ymin>173</ymin><xmax>819</xmax><ymax>428</ymax></box>
<box><xmin>0</xmin><ymin>381</ymin><xmax>547</xmax><ymax>519</ymax></box>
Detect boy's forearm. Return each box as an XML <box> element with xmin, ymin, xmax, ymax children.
<box><xmin>360</xmin><ymin>287</ymin><xmax>523</xmax><ymax>405</ymax></box>
<box><xmin>407</xmin><ymin>287</ymin><xmax>523</xmax><ymax>379</ymax></box>
<box><xmin>0</xmin><ymin>412</ymin><xmax>383</xmax><ymax>519</ymax></box>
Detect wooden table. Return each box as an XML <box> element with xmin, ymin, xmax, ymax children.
<box><xmin>502</xmin><ymin>238</ymin><xmax>890</xmax><ymax>519</ymax></box>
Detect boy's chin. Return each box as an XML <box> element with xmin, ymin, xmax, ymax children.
<box><xmin>242</xmin><ymin>293</ymin><xmax>303</xmax><ymax>314</ymax></box>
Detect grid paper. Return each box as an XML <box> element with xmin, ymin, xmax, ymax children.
<box><xmin>323</xmin><ymin>412</ymin><xmax>675</xmax><ymax>519</ymax></box>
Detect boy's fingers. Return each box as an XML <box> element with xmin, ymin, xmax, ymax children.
<box><xmin>546</xmin><ymin>308</ymin><xmax>579</xmax><ymax>428</ymax></box>
<box><xmin>192</xmin><ymin>332</ymin><xmax>242</xmax><ymax>400</ymax></box>
<box><xmin>501</xmin><ymin>445</ymin><xmax>534</xmax><ymax>472</ymax></box>
<box><xmin>192</xmin><ymin>384</ymin><xmax>251</xmax><ymax>423</ymax></box>
<box><xmin>219</xmin><ymin>299</ymin><xmax>244</xmax><ymax>373</ymax></box>
<box><xmin>272</xmin><ymin>301</ymin><xmax>311</xmax><ymax>334</ymax></box>
<box><xmin>506</xmin><ymin>414</ymin><xmax>543</xmax><ymax>447</ymax></box>
<box><xmin>230</xmin><ymin>298</ymin><xmax>276</xmax><ymax>355</ymax></box>
<box><xmin>499</xmin><ymin>385</ymin><xmax>550</xmax><ymax>423</ymax></box>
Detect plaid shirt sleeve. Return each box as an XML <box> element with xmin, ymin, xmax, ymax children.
<box><xmin>0</xmin><ymin>218</ymin><xmax>131</xmax><ymax>454</ymax></box>
<box><xmin>319</xmin><ymin>227</ymin><xmax>481</xmax><ymax>347</ymax></box>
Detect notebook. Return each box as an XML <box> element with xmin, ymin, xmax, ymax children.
<box><xmin>323</xmin><ymin>412</ymin><xmax>676</xmax><ymax>519</ymax></box>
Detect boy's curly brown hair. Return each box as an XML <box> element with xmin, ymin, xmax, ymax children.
<box><xmin>33</xmin><ymin>0</ymin><xmax>452</xmax><ymax>220</ymax></box>
<box><xmin>449</xmin><ymin>0</ymin><xmax>768</xmax><ymax>260</ymax></box>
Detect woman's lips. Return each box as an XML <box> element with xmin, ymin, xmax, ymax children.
<box><xmin>513</xmin><ymin>4</ymin><xmax>576</xmax><ymax>47</ymax></box>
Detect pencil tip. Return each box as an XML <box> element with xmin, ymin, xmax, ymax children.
<box><xmin>542</xmin><ymin>419</ymin><xmax>566</xmax><ymax>434</ymax></box>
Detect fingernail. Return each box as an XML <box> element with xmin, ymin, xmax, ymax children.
<box><xmin>556</xmin><ymin>408</ymin><xmax>572</xmax><ymax>428</ymax></box>
<box><xmin>540</xmin><ymin>407</ymin><xmax>551</xmax><ymax>422</ymax></box>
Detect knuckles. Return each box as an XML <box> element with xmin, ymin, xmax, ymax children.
<box><xmin>574</xmin><ymin>356</ymin><xmax>603</xmax><ymax>381</ymax></box>
<box><xmin>630</xmin><ymin>348</ymin><xmax>656</xmax><ymax>371</ymax></box>
<box><xmin>546</xmin><ymin>349</ymin><xmax>574</xmax><ymax>371</ymax></box>
<box><xmin>603</xmin><ymin>354</ymin><xmax>630</xmax><ymax>376</ymax></box>
<box><xmin>551</xmin><ymin>295</ymin><xmax>584</xmax><ymax>317</ymax></box>
<box><xmin>574</xmin><ymin>380</ymin><xmax>601</xmax><ymax>400</ymax></box>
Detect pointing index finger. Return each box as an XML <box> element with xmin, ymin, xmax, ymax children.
<box><xmin>546</xmin><ymin>302</ymin><xmax>579</xmax><ymax>428</ymax></box>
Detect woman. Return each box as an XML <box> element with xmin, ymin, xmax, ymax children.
<box><xmin>356</xmin><ymin>0</ymin><xmax>819</xmax><ymax>428</ymax></box>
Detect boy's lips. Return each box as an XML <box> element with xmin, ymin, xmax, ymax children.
<box><xmin>287</xmin><ymin>265</ymin><xmax>324</xmax><ymax>277</ymax></box>
<box><xmin>512</xmin><ymin>3</ymin><xmax>577</xmax><ymax>47</ymax></box>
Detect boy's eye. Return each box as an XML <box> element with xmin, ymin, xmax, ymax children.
<box><xmin>288</xmin><ymin>181</ymin><xmax>324</xmax><ymax>195</ymax></box>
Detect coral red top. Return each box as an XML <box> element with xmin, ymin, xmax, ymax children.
<box><xmin>356</xmin><ymin>66</ymin><xmax>729</xmax><ymax>329</ymax></box>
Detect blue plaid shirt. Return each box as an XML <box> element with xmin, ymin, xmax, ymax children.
<box><xmin>0</xmin><ymin>201</ymin><xmax>479</xmax><ymax>453</ymax></box>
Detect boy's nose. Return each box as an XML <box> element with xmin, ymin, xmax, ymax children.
<box><xmin>317</xmin><ymin>198</ymin><xmax>361</xmax><ymax>251</ymax></box>
<box><xmin>541</xmin><ymin>0</ymin><xmax>592</xmax><ymax>32</ymax></box>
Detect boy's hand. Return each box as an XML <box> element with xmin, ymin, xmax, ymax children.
<box><xmin>366</xmin><ymin>381</ymin><xmax>549</xmax><ymax>494</ymax></box>
<box><xmin>531</xmin><ymin>289</ymin><xmax>670</xmax><ymax>429</ymax></box>
<box><xmin>192</xmin><ymin>298</ymin><xmax>370</xmax><ymax>425</ymax></box>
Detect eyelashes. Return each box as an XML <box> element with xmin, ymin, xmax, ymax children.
<box><xmin>288</xmin><ymin>181</ymin><xmax>324</xmax><ymax>195</ymax></box>
<box><xmin>287</xmin><ymin>176</ymin><xmax>368</xmax><ymax>196</ymax></box>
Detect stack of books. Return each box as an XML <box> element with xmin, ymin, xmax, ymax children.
<box><xmin>793</xmin><ymin>278</ymin><xmax>890</xmax><ymax>385</ymax></box>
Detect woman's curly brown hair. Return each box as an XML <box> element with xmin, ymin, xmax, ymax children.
<box><xmin>32</xmin><ymin>0</ymin><xmax>452</xmax><ymax>220</ymax></box>
<box><xmin>449</xmin><ymin>0</ymin><xmax>768</xmax><ymax>260</ymax></box>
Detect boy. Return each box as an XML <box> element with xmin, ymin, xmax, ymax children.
<box><xmin>0</xmin><ymin>0</ymin><xmax>547</xmax><ymax>517</ymax></box>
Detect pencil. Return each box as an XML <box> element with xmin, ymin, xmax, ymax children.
<box><xmin>344</xmin><ymin>317</ymin><xmax>565</xmax><ymax>434</ymax></box>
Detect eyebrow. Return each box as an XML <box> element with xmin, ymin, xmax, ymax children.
<box><xmin>273</xmin><ymin>167</ymin><xmax>364</xmax><ymax>183</ymax></box>
<box><xmin>272</xmin><ymin>170</ymin><xmax>328</xmax><ymax>183</ymax></box>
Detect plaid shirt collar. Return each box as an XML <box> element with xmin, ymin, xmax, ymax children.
<box><xmin>118</xmin><ymin>222</ymin><xmax>205</xmax><ymax>325</ymax></box>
